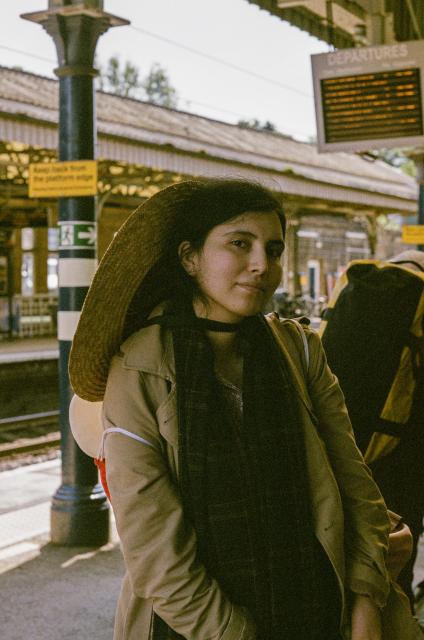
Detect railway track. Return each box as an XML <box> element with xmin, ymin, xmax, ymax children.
<box><xmin>0</xmin><ymin>410</ymin><xmax>60</xmax><ymax>458</ymax></box>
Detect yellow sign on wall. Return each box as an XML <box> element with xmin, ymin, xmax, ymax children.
<box><xmin>402</xmin><ymin>225</ymin><xmax>424</xmax><ymax>244</ymax></box>
<box><xmin>28</xmin><ymin>160</ymin><xmax>98</xmax><ymax>198</ymax></box>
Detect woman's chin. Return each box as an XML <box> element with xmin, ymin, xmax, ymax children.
<box><xmin>232</xmin><ymin>302</ymin><xmax>266</xmax><ymax>319</ymax></box>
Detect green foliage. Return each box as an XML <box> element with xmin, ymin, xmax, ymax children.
<box><xmin>237</xmin><ymin>118</ymin><xmax>277</xmax><ymax>132</ymax></box>
<box><xmin>97</xmin><ymin>56</ymin><xmax>141</xmax><ymax>98</ymax></box>
<box><xmin>366</xmin><ymin>148</ymin><xmax>417</xmax><ymax>178</ymax></box>
<box><xmin>97</xmin><ymin>57</ymin><xmax>178</xmax><ymax>107</ymax></box>
<box><xmin>142</xmin><ymin>63</ymin><xmax>178</xmax><ymax>108</ymax></box>
<box><xmin>398</xmin><ymin>159</ymin><xmax>416</xmax><ymax>178</ymax></box>
<box><xmin>376</xmin><ymin>213</ymin><xmax>403</xmax><ymax>232</ymax></box>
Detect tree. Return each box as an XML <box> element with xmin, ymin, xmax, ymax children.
<box><xmin>362</xmin><ymin>148</ymin><xmax>416</xmax><ymax>178</ymax></box>
<box><xmin>97</xmin><ymin>57</ymin><xmax>178</xmax><ymax>108</ymax></box>
<box><xmin>237</xmin><ymin>118</ymin><xmax>277</xmax><ymax>132</ymax></box>
<box><xmin>97</xmin><ymin>56</ymin><xmax>141</xmax><ymax>98</ymax></box>
<box><xmin>142</xmin><ymin>63</ymin><xmax>178</xmax><ymax>108</ymax></box>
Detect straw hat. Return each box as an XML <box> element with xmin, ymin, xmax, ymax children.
<box><xmin>69</xmin><ymin>180</ymin><xmax>197</xmax><ymax>402</ymax></box>
<box><xmin>69</xmin><ymin>178</ymin><xmax>284</xmax><ymax>402</ymax></box>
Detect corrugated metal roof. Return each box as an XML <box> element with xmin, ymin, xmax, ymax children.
<box><xmin>246</xmin><ymin>0</ymin><xmax>361</xmax><ymax>48</ymax></box>
<box><xmin>247</xmin><ymin>1</ymin><xmax>423</xmax><ymax>46</ymax></box>
<box><xmin>0</xmin><ymin>66</ymin><xmax>417</xmax><ymax>212</ymax></box>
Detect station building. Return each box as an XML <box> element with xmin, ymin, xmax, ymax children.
<box><xmin>0</xmin><ymin>66</ymin><xmax>417</xmax><ymax>337</ymax></box>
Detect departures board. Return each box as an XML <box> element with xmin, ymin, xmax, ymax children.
<box><xmin>312</xmin><ymin>41</ymin><xmax>424</xmax><ymax>153</ymax></box>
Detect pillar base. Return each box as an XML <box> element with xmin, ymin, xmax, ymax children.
<box><xmin>51</xmin><ymin>482</ymin><xmax>109</xmax><ymax>546</ymax></box>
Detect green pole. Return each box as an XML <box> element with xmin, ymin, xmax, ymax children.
<box><xmin>22</xmin><ymin>1</ymin><xmax>128</xmax><ymax>545</ymax></box>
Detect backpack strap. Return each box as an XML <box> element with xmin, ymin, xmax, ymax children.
<box><xmin>283</xmin><ymin>318</ymin><xmax>310</xmax><ymax>373</ymax></box>
<box><xmin>391</xmin><ymin>260</ymin><xmax>424</xmax><ymax>273</ymax></box>
<box><xmin>265</xmin><ymin>312</ymin><xmax>310</xmax><ymax>377</ymax></box>
<box><xmin>98</xmin><ymin>427</ymin><xmax>159</xmax><ymax>459</ymax></box>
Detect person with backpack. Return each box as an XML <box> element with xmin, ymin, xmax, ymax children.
<box><xmin>320</xmin><ymin>250</ymin><xmax>424</xmax><ymax>608</ymax></box>
<box><xmin>69</xmin><ymin>179</ymin><xmax>420</xmax><ymax>640</ymax></box>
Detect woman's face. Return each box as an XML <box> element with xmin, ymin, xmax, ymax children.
<box><xmin>182</xmin><ymin>211</ymin><xmax>284</xmax><ymax>323</ymax></box>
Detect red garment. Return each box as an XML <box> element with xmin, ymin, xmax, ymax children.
<box><xmin>94</xmin><ymin>458</ymin><xmax>111</xmax><ymax>500</ymax></box>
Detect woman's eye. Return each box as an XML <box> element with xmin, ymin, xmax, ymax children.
<box><xmin>231</xmin><ymin>239</ymin><xmax>247</xmax><ymax>249</ymax></box>
<box><xmin>267</xmin><ymin>246</ymin><xmax>283</xmax><ymax>259</ymax></box>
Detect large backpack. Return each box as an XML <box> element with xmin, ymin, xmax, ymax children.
<box><xmin>319</xmin><ymin>258</ymin><xmax>424</xmax><ymax>464</ymax></box>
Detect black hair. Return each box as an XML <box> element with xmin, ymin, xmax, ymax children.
<box><xmin>171</xmin><ymin>178</ymin><xmax>286</xmax><ymax>245</ymax></box>
<box><xmin>123</xmin><ymin>178</ymin><xmax>286</xmax><ymax>337</ymax></box>
<box><xmin>167</xmin><ymin>178</ymin><xmax>286</xmax><ymax>303</ymax></box>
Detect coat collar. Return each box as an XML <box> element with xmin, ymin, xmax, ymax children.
<box><xmin>119</xmin><ymin>302</ymin><xmax>176</xmax><ymax>381</ymax></box>
<box><xmin>120</xmin><ymin>308</ymin><xmax>315</xmax><ymax>419</ymax></box>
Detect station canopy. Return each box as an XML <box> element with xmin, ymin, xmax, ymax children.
<box><xmin>0</xmin><ymin>66</ymin><xmax>417</xmax><ymax>229</ymax></box>
<box><xmin>247</xmin><ymin>1</ymin><xmax>424</xmax><ymax>49</ymax></box>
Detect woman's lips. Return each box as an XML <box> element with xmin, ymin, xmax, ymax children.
<box><xmin>236</xmin><ymin>283</ymin><xmax>265</xmax><ymax>293</ymax></box>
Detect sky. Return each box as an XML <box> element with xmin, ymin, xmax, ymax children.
<box><xmin>0</xmin><ymin>0</ymin><xmax>330</xmax><ymax>140</ymax></box>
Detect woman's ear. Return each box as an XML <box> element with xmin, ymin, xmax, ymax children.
<box><xmin>178</xmin><ymin>241</ymin><xmax>199</xmax><ymax>276</ymax></box>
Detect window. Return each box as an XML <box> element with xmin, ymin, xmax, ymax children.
<box><xmin>21</xmin><ymin>252</ymin><xmax>34</xmax><ymax>296</ymax></box>
<box><xmin>21</xmin><ymin>228</ymin><xmax>34</xmax><ymax>251</ymax></box>
<box><xmin>47</xmin><ymin>228</ymin><xmax>59</xmax><ymax>292</ymax></box>
<box><xmin>21</xmin><ymin>228</ymin><xmax>35</xmax><ymax>295</ymax></box>
<box><xmin>48</xmin><ymin>227</ymin><xmax>59</xmax><ymax>251</ymax></box>
<box><xmin>47</xmin><ymin>256</ymin><xmax>58</xmax><ymax>291</ymax></box>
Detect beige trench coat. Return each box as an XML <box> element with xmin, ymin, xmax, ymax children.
<box><xmin>102</xmin><ymin>313</ymin><xmax>419</xmax><ymax>640</ymax></box>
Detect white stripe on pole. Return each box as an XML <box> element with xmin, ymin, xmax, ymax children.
<box><xmin>58</xmin><ymin>258</ymin><xmax>97</xmax><ymax>288</ymax></box>
<box><xmin>58</xmin><ymin>310</ymin><xmax>81</xmax><ymax>341</ymax></box>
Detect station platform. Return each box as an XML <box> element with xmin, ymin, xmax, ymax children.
<box><xmin>0</xmin><ymin>458</ymin><xmax>423</xmax><ymax>639</ymax></box>
<box><xmin>0</xmin><ymin>459</ymin><xmax>123</xmax><ymax>640</ymax></box>
<box><xmin>0</xmin><ymin>336</ymin><xmax>58</xmax><ymax>364</ymax></box>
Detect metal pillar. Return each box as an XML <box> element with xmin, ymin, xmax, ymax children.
<box><xmin>413</xmin><ymin>153</ymin><xmax>424</xmax><ymax>251</ymax></box>
<box><xmin>22</xmin><ymin>2</ymin><xmax>128</xmax><ymax>545</ymax></box>
<box><xmin>289</xmin><ymin>214</ymin><xmax>302</xmax><ymax>296</ymax></box>
<box><xmin>0</xmin><ymin>230</ymin><xmax>14</xmax><ymax>339</ymax></box>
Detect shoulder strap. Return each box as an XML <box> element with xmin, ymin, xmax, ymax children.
<box><xmin>265</xmin><ymin>313</ymin><xmax>310</xmax><ymax>375</ymax></box>
<box><xmin>391</xmin><ymin>260</ymin><xmax>424</xmax><ymax>273</ymax></box>
<box><xmin>265</xmin><ymin>313</ymin><xmax>317</xmax><ymax>417</ymax></box>
<box><xmin>284</xmin><ymin>318</ymin><xmax>310</xmax><ymax>373</ymax></box>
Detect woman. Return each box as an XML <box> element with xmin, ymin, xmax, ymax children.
<box><xmin>70</xmin><ymin>179</ymin><xmax>397</xmax><ymax>640</ymax></box>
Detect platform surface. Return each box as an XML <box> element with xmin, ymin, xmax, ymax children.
<box><xmin>0</xmin><ymin>337</ymin><xmax>59</xmax><ymax>364</ymax></box>
<box><xmin>0</xmin><ymin>459</ymin><xmax>423</xmax><ymax>639</ymax></box>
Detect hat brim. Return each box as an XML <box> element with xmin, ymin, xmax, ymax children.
<box><xmin>69</xmin><ymin>394</ymin><xmax>103</xmax><ymax>458</ymax></box>
<box><xmin>69</xmin><ymin>180</ymin><xmax>195</xmax><ymax>401</ymax></box>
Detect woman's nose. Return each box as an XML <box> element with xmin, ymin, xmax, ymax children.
<box><xmin>248</xmin><ymin>246</ymin><xmax>268</xmax><ymax>273</ymax></box>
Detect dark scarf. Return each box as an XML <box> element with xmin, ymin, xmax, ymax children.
<box><xmin>151</xmin><ymin>310</ymin><xmax>340</xmax><ymax>640</ymax></box>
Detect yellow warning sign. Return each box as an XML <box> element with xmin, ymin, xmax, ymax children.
<box><xmin>28</xmin><ymin>160</ymin><xmax>97</xmax><ymax>198</ymax></box>
<box><xmin>402</xmin><ymin>225</ymin><xmax>424</xmax><ymax>244</ymax></box>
